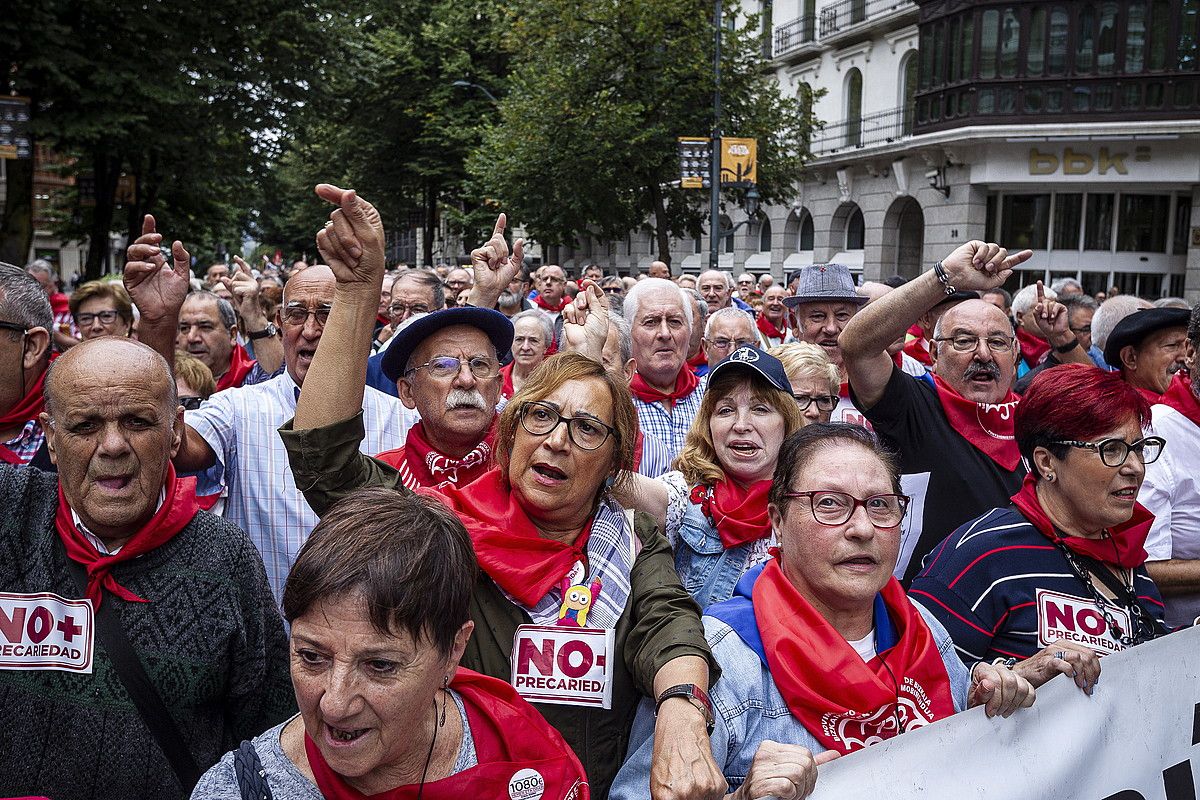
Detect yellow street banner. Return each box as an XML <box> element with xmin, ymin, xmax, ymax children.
<box><xmin>720</xmin><ymin>137</ymin><xmax>757</xmax><ymax>186</ymax></box>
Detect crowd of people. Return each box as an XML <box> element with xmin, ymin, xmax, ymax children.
<box><xmin>0</xmin><ymin>183</ymin><xmax>1195</xmax><ymax>800</ymax></box>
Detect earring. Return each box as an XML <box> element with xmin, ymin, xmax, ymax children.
<box><xmin>1045</xmin><ymin>472</ymin><xmax>1056</xmax><ymax>482</ymax></box>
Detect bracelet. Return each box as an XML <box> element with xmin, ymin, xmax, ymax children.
<box><xmin>655</xmin><ymin>684</ymin><xmax>715</xmax><ymax>735</ymax></box>
<box><xmin>932</xmin><ymin>261</ymin><xmax>956</xmax><ymax>295</ymax></box>
<box><xmin>1054</xmin><ymin>337</ymin><xmax>1081</xmax><ymax>354</ymax></box>
<box><xmin>992</xmin><ymin>657</ymin><xmax>1017</xmax><ymax>669</ymax></box>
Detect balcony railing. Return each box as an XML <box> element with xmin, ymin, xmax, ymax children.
<box><xmin>809</xmin><ymin>103</ymin><xmax>915</xmax><ymax>156</ymax></box>
<box><xmin>774</xmin><ymin>0</ymin><xmax>915</xmax><ymax>59</ymax></box>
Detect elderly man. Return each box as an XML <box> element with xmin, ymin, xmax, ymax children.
<box><xmin>702</xmin><ymin>306</ymin><xmax>758</xmax><ymax>373</ymax></box>
<box><xmin>683</xmin><ymin>288</ymin><xmax>711</xmax><ymax>376</ymax></box>
<box><xmin>648</xmin><ymin>260</ymin><xmax>671</xmax><ymax>279</ymax></box>
<box><xmin>0</xmin><ymin>264</ymin><xmax>55</xmax><ymax>469</ymax></box>
<box><xmin>597</xmin><ymin>314</ymin><xmax>674</xmax><ymax>478</ymax></box>
<box><xmin>374</xmin><ymin>271</ymin><xmax>396</xmax><ymax>336</ymax></box>
<box><xmin>1103</xmin><ymin>306</ymin><xmax>1190</xmax><ymax>402</ymax></box>
<box><xmin>840</xmin><ymin>241</ymin><xmax>1058</xmax><ymax>583</ymax></box>
<box><xmin>1140</xmin><ymin>301</ymin><xmax>1200</xmax><ymax>628</ymax></box>
<box><xmin>756</xmin><ymin>273</ymin><xmax>774</xmax><ymax>294</ymax></box>
<box><xmin>698</xmin><ymin>269</ymin><xmax>753</xmax><ymax>315</ymax></box>
<box><xmin>0</xmin><ymin>337</ymin><xmax>292</xmax><ymax>799</ymax></box>
<box><xmin>1014</xmin><ymin>294</ymin><xmax>1107</xmax><ymax>392</ymax></box>
<box><xmin>26</xmin><ymin>258</ymin><xmax>77</xmax><ymax>351</ymax></box>
<box><xmin>444</xmin><ymin>266</ymin><xmax>473</xmax><ymax>307</ymax></box>
<box><xmin>532</xmin><ymin>263</ymin><xmax>569</xmax><ymax>316</ymax></box>
<box><xmin>735</xmin><ymin>272</ymin><xmax>755</xmax><ymax>300</ymax></box>
<box><xmin>1011</xmin><ymin>282</ymin><xmax>1060</xmax><ymax>375</ymax></box>
<box><xmin>125</xmin><ymin>223</ymin><xmax>415</xmax><ymax>602</ymax></box>
<box><xmin>204</xmin><ymin>262</ymin><xmax>230</xmax><ymax>289</ymax></box>
<box><xmin>176</xmin><ymin>291</ymin><xmax>262</xmax><ymax>391</ymax></box>
<box><xmin>367</xmin><ymin>268</ymin><xmax>448</xmax><ymax>396</ymax></box>
<box><xmin>755</xmin><ymin>284</ymin><xmax>793</xmax><ymax>348</ymax></box>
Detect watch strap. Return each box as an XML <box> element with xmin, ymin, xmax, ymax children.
<box><xmin>246</xmin><ymin>324</ymin><xmax>276</xmax><ymax>341</ymax></box>
<box><xmin>655</xmin><ymin>683</ymin><xmax>715</xmax><ymax>735</ymax></box>
<box><xmin>1054</xmin><ymin>337</ymin><xmax>1081</xmax><ymax>354</ymax></box>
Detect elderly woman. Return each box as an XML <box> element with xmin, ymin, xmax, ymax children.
<box><xmin>193</xmin><ymin>487</ymin><xmax>587</xmax><ymax>798</ymax></box>
<box><xmin>501</xmin><ymin>309</ymin><xmax>555</xmax><ymax>400</ymax></box>
<box><xmin>769</xmin><ymin>342</ymin><xmax>839</xmax><ymax>426</ymax></box>
<box><xmin>612</xmin><ymin>424</ymin><xmax>1075</xmax><ymax>800</ymax></box>
<box><xmin>912</xmin><ymin>364</ymin><xmax>1168</xmax><ymax>666</ymax></box>
<box><xmin>69</xmin><ymin>279</ymin><xmax>134</xmax><ymax>340</ymax></box>
<box><xmin>610</xmin><ymin>346</ymin><xmax>803</xmax><ymax>609</ymax></box>
<box><xmin>280</xmin><ymin>190</ymin><xmax>723</xmax><ymax>800</ymax></box>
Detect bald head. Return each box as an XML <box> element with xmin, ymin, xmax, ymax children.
<box><xmin>46</xmin><ymin>337</ymin><xmax>176</xmax><ymax>417</ymax></box>
<box><xmin>649</xmin><ymin>261</ymin><xmax>670</xmax><ymax>279</ymax></box>
<box><xmin>284</xmin><ymin>264</ymin><xmax>336</xmax><ymax>304</ymax></box>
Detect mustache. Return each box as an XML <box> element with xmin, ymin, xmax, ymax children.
<box><xmin>445</xmin><ymin>389</ymin><xmax>488</xmax><ymax>412</ymax></box>
<box><xmin>963</xmin><ymin>360</ymin><xmax>1002</xmax><ymax>381</ymax></box>
<box><xmin>1168</xmin><ymin>362</ymin><xmax>1188</xmax><ymax>375</ymax></box>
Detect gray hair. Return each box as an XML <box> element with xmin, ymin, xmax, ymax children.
<box><xmin>623</xmin><ymin>277</ymin><xmax>693</xmax><ymax>330</ymax></box>
<box><xmin>699</xmin><ymin>269</ymin><xmax>735</xmax><ymax>290</ymax></box>
<box><xmin>395</xmin><ymin>269</ymin><xmax>446</xmax><ymax>311</ymax></box>
<box><xmin>705</xmin><ymin>305</ymin><xmax>756</xmax><ymax>338</ymax></box>
<box><xmin>511</xmin><ymin>309</ymin><xmax>554</xmax><ymax>346</ymax></box>
<box><xmin>1011</xmin><ymin>282</ymin><xmax>1056</xmax><ymax>316</ymax></box>
<box><xmin>1061</xmin><ymin>295</ymin><xmax>1097</xmax><ymax>313</ymax></box>
<box><xmin>0</xmin><ymin>262</ymin><xmax>54</xmax><ymax>333</ymax></box>
<box><xmin>608</xmin><ymin>315</ymin><xmax>633</xmax><ymax>366</ymax></box>
<box><xmin>1092</xmin><ymin>294</ymin><xmax>1153</xmax><ymax>351</ymax></box>
<box><xmin>1049</xmin><ymin>277</ymin><xmax>1083</xmax><ymax>295</ymax></box>
<box><xmin>185</xmin><ymin>290</ymin><xmax>237</xmax><ymax>330</ymax></box>
<box><xmin>1154</xmin><ymin>297</ymin><xmax>1191</xmax><ymax>309</ymax></box>
<box><xmin>25</xmin><ymin>259</ymin><xmax>53</xmax><ymax>278</ymax></box>
<box><xmin>685</xmin><ymin>288</ymin><xmax>708</xmax><ymax>328</ymax></box>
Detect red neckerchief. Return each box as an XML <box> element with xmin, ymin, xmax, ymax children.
<box><xmin>54</xmin><ymin>464</ymin><xmax>199</xmax><ymax>610</ymax></box>
<box><xmin>838</xmin><ymin>381</ymin><xmax>850</xmax><ymax>399</ymax></box>
<box><xmin>931</xmin><ymin>375</ymin><xmax>1021</xmax><ymax>471</ymax></box>
<box><xmin>756</xmin><ymin>313</ymin><xmax>786</xmax><ymax>342</ymax></box>
<box><xmin>0</xmin><ymin>363</ymin><xmax>49</xmax><ymax>431</ymax></box>
<box><xmin>421</xmin><ymin>470</ymin><xmax>592</xmax><ymax>607</ymax></box>
<box><xmin>499</xmin><ymin>362</ymin><xmax>515</xmax><ymax>399</ymax></box>
<box><xmin>633</xmin><ymin>430</ymin><xmax>645</xmax><ymax>471</ymax></box>
<box><xmin>534</xmin><ymin>293</ymin><xmax>569</xmax><ymax>314</ymax></box>
<box><xmin>891</xmin><ymin>351</ymin><xmax>904</xmax><ymax>370</ymax></box>
<box><xmin>1010</xmin><ymin>473</ymin><xmax>1150</xmax><ymax>568</ymax></box>
<box><xmin>304</xmin><ymin>668</ymin><xmax>588</xmax><ymax>800</ymax></box>
<box><xmin>391</xmin><ymin>421</ymin><xmax>497</xmax><ymax>489</ymax></box>
<box><xmin>686</xmin><ymin>350</ymin><xmax>708</xmax><ymax>374</ymax></box>
<box><xmin>0</xmin><ymin>446</ymin><xmax>22</xmax><ymax>465</ymax></box>
<box><xmin>1015</xmin><ymin>327</ymin><xmax>1050</xmax><ymax>367</ymax></box>
<box><xmin>49</xmin><ymin>292</ymin><xmax>70</xmax><ymax>316</ymax></box>
<box><xmin>376</xmin><ymin>313</ymin><xmax>389</xmax><ymax>326</ymax></box>
<box><xmin>754</xmin><ymin>555</ymin><xmax>956</xmax><ymax>755</ymax></box>
<box><xmin>215</xmin><ymin>343</ymin><xmax>256</xmax><ymax>392</ymax></box>
<box><xmin>1134</xmin><ymin>386</ymin><xmax>1162</xmax><ymax>405</ymax></box>
<box><xmin>902</xmin><ymin>337</ymin><xmax>930</xmax><ymax>366</ymax></box>
<box><xmin>690</xmin><ymin>480</ymin><xmax>771</xmax><ymax>549</ymax></box>
<box><xmin>629</xmin><ymin>366</ymin><xmax>698</xmax><ymax>404</ymax></box>
<box><xmin>1160</xmin><ymin>371</ymin><xmax>1200</xmax><ymax>427</ymax></box>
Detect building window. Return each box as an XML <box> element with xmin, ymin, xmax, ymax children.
<box><xmin>1077</xmin><ymin>5</ymin><xmax>1096</xmax><ymax>73</ymax></box>
<box><xmin>1028</xmin><ymin>8</ymin><xmax>1047</xmax><ymax>76</ymax></box>
<box><xmin>1128</xmin><ymin>3</ymin><xmax>1147</xmax><ymax>72</ymax></box>
<box><xmin>1182</xmin><ymin>0</ymin><xmax>1200</xmax><ymax>70</ymax></box>
<box><xmin>694</xmin><ymin>235</ymin><xmax>702</xmax><ymax>254</ymax></box>
<box><xmin>845</xmin><ymin>69</ymin><xmax>863</xmax><ymax>147</ymax></box>
<box><xmin>846</xmin><ymin>208</ymin><xmax>865</xmax><ymax>250</ymax></box>
<box><xmin>1053</xmin><ymin>194</ymin><xmax>1083</xmax><ymax>249</ymax></box>
<box><xmin>799</xmin><ymin>214</ymin><xmax>814</xmax><ymax>251</ymax></box>
<box><xmin>1000</xmin><ymin>8</ymin><xmax>1020</xmax><ymax>77</ymax></box>
<box><xmin>1000</xmin><ymin>194</ymin><xmax>1051</xmax><ymax>250</ymax></box>
<box><xmin>1084</xmin><ymin>194</ymin><xmax>1114</xmax><ymax>250</ymax></box>
<box><xmin>759</xmin><ymin>217</ymin><xmax>772</xmax><ymax>253</ymax></box>
<box><xmin>902</xmin><ymin>51</ymin><xmax>918</xmax><ymax>133</ymax></box>
<box><xmin>1048</xmin><ymin>7</ymin><xmax>1069</xmax><ymax>74</ymax></box>
<box><xmin>960</xmin><ymin>15</ymin><xmax>975</xmax><ymax>80</ymax></box>
<box><xmin>980</xmin><ymin>9</ymin><xmax>1000</xmax><ymax>79</ymax></box>
<box><xmin>1097</xmin><ymin>3</ymin><xmax>1119</xmax><ymax>73</ymax></box>
<box><xmin>1149</xmin><ymin>0</ymin><xmax>1170</xmax><ymax>71</ymax></box>
<box><xmin>919</xmin><ymin>26</ymin><xmax>934</xmax><ymax>90</ymax></box>
<box><xmin>1174</xmin><ymin>195</ymin><xmax>1193</xmax><ymax>254</ymax></box>
<box><xmin>1117</xmin><ymin>194</ymin><xmax>1170</xmax><ymax>252</ymax></box>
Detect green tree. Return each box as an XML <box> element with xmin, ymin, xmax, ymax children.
<box><xmin>466</xmin><ymin>0</ymin><xmax>819</xmax><ymax>264</ymax></box>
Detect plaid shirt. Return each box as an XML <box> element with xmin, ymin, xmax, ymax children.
<box><xmin>187</xmin><ymin>371</ymin><xmax>418</xmax><ymax>603</ymax></box>
<box><xmin>632</xmin><ymin>384</ymin><xmax>704</xmax><ymax>462</ymax></box>
<box><xmin>2</xmin><ymin>419</ymin><xmax>45</xmax><ymax>466</ymax></box>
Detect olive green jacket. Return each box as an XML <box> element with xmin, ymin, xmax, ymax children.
<box><xmin>279</xmin><ymin>412</ymin><xmax>717</xmax><ymax>798</ymax></box>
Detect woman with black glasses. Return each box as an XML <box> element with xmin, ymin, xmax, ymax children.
<box><xmin>912</xmin><ymin>364</ymin><xmax>1167</xmax><ymax>679</ymax></box>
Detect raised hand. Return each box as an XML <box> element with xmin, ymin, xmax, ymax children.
<box><xmin>124</xmin><ymin>214</ymin><xmax>192</xmax><ymax>324</ymax></box>
<box><xmin>1031</xmin><ymin>280</ymin><xmax>1072</xmax><ymax>346</ymax></box>
<box><xmin>938</xmin><ymin>241</ymin><xmax>1034</xmax><ymax>292</ymax></box>
<box><xmin>468</xmin><ymin>213</ymin><xmax>524</xmax><ymax>308</ymax></box>
<box><xmin>221</xmin><ymin>256</ymin><xmax>265</xmax><ymax>325</ymax></box>
<box><xmin>314</xmin><ymin>184</ymin><xmax>385</xmax><ymax>291</ymax></box>
<box><xmin>561</xmin><ymin>280</ymin><xmax>609</xmax><ymax>361</ymax></box>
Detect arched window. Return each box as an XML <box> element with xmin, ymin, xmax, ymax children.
<box><xmin>845</xmin><ymin>68</ymin><xmax>863</xmax><ymax>147</ymax></box>
<box><xmin>901</xmin><ymin>51</ymin><xmax>918</xmax><ymax>132</ymax></box>
<box><xmin>798</xmin><ymin>81</ymin><xmax>814</xmax><ymax>119</ymax></box>
<box><xmin>799</xmin><ymin>214</ymin><xmax>815</xmax><ymax>251</ymax></box>
<box><xmin>720</xmin><ymin>215</ymin><xmax>735</xmax><ymax>254</ymax></box>
<box><xmin>847</xmin><ymin>208</ymin><xmax>865</xmax><ymax>250</ymax></box>
<box><xmin>759</xmin><ymin>217</ymin><xmax>772</xmax><ymax>253</ymax></box>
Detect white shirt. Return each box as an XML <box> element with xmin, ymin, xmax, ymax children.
<box><xmin>1139</xmin><ymin>403</ymin><xmax>1200</xmax><ymax>628</ymax></box>
<box><xmin>70</xmin><ymin>488</ymin><xmax>166</xmax><ymax>556</ymax></box>
<box><xmin>186</xmin><ymin>370</ymin><xmax>418</xmax><ymax>603</ymax></box>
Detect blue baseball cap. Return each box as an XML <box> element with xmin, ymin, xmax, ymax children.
<box><xmin>707</xmin><ymin>346</ymin><xmax>793</xmax><ymax>396</ymax></box>
<box><xmin>381</xmin><ymin>306</ymin><xmax>515</xmax><ymax>382</ymax></box>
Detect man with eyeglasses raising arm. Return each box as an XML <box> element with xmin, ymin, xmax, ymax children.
<box><xmin>839</xmin><ymin>241</ymin><xmax>1060</xmax><ymax>584</ymax></box>
<box><xmin>124</xmin><ymin>215</ymin><xmax>415</xmax><ymax>602</ymax></box>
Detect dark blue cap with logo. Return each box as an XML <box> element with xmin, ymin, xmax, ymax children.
<box><xmin>707</xmin><ymin>346</ymin><xmax>793</xmax><ymax>396</ymax></box>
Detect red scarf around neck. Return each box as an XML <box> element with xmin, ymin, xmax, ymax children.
<box><xmin>1016</xmin><ymin>327</ymin><xmax>1050</xmax><ymax>367</ymax></box>
<box><xmin>691</xmin><ymin>480</ymin><xmax>771</xmax><ymax>549</ymax></box>
<box><xmin>400</xmin><ymin>420</ymin><xmax>497</xmax><ymax>489</ymax></box>
<box><xmin>1160</xmin><ymin>371</ymin><xmax>1200</xmax><ymax>427</ymax></box>
<box><xmin>753</xmin><ymin>556</ymin><xmax>956</xmax><ymax>754</ymax></box>
<box><xmin>534</xmin><ymin>293</ymin><xmax>569</xmax><ymax>314</ymax></box>
<box><xmin>499</xmin><ymin>362</ymin><xmax>515</xmax><ymax>399</ymax></box>
<box><xmin>54</xmin><ymin>464</ymin><xmax>200</xmax><ymax>609</ymax></box>
<box><xmin>1134</xmin><ymin>386</ymin><xmax>1163</xmax><ymax>405</ymax></box>
<box><xmin>902</xmin><ymin>337</ymin><xmax>931</xmax><ymax>366</ymax></box>
<box><xmin>1010</xmin><ymin>473</ymin><xmax>1151</xmax><ymax>569</ymax></box>
<box><xmin>931</xmin><ymin>374</ymin><xmax>1021</xmax><ymax>471</ymax></box>
<box><xmin>303</xmin><ymin>669</ymin><xmax>587</xmax><ymax>800</ymax></box>
<box><xmin>756</xmin><ymin>313</ymin><xmax>786</xmax><ymax>342</ymax></box>
<box><xmin>421</xmin><ymin>469</ymin><xmax>591</xmax><ymax>607</ymax></box>
<box><xmin>0</xmin><ymin>362</ymin><xmax>49</xmax><ymax>431</ymax></box>
<box><xmin>687</xmin><ymin>350</ymin><xmax>708</xmax><ymax>374</ymax></box>
<box><xmin>630</xmin><ymin>365</ymin><xmax>699</xmax><ymax>404</ymax></box>
<box><xmin>215</xmin><ymin>343</ymin><xmax>256</xmax><ymax>392</ymax></box>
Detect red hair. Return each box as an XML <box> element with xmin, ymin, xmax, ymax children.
<box><xmin>1016</xmin><ymin>364</ymin><xmax>1152</xmax><ymax>476</ymax></box>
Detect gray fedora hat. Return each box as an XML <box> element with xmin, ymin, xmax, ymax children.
<box><xmin>782</xmin><ymin>263</ymin><xmax>868</xmax><ymax>308</ymax></box>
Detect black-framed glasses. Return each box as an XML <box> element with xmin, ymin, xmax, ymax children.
<box><xmin>932</xmin><ymin>334</ymin><xmax>1016</xmax><ymax>353</ymax></box>
<box><xmin>281</xmin><ymin>304</ymin><xmax>332</xmax><ymax>327</ymax></box>
<box><xmin>388</xmin><ymin>302</ymin><xmax>430</xmax><ymax>317</ymax></box>
<box><xmin>784</xmin><ymin>490</ymin><xmax>911</xmax><ymax>528</ymax></box>
<box><xmin>704</xmin><ymin>336</ymin><xmax>757</xmax><ymax>351</ymax></box>
<box><xmin>519</xmin><ymin>401</ymin><xmax>616</xmax><ymax>451</ymax></box>
<box><xmin>0</xmin><ymin>320</ymin><xmax>28</xmax><ymax>335</ymax></box>
<box><xmin>406</xmin><ymin>355</ymin><xmax>500</xmax><ymax>380</ymax></box>
<box><xmin>76</xmin><ymin>310</ymin><xmax>121</xmax><ymax>326</ymax></box>
<box><xmin>179</xmin><ymin>396</ymin><xmax>204</xmax><ymax>410</ymax></box>
<box><xmin>1051</xmin><ymin>436</ymin><xmax>1165</xmax><ymax>467</ymax></box>
<box><xmin>794</xmin><ymin>394</ymin><xmax>838</xmax><ymax>412</ymax></box>
<box><xmin>602</xmin><ymin>286</ymin><xmax>624</xmax><ymax>294</ymax></box>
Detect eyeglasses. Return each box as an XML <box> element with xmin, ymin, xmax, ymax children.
<box><xmin>281</xmin><ymin>304</ymin><xmax>332</xmax><ymax>327</ymax></box>
<box><xmin>179</xmin><ymin>396</ymin><xmax>204</xmax><ymax>410</ymax></box>
<box><xmin>388</xmin><ymin>302</ymin><xmax>430</xmax><ymax>317</ymax></box>
<box><xmin>0</xmin><ymin>320</ymin><xmax>28</xmax><ymax>335</ymax></box>
<box><xmin>933</xmin><ymin>334</ymin><xmax>1016</xmax><ymax>353</ymax></box>
<box><xmin>519</xmin><ymin>401</ymin><xmax>617</xmax><ymax>451</ymax></box>
<box><xmin>77</xmin><ymin>310</ymin><xmax>121</xmax><ymax>326</ymax></box>
<box><xmin>1051</xmin><ymin>436</ymin><xmax>1165</xmax><ymax>468</ymax></box>
<box><xmin>1069</xmin><ymin>325</ymin><xmax>1091</xmax><ymax>335</ymax></box>
<box><xmin>784</xmin><ymin>490</ymin><xmax>911</xmax><ymax>528</ymax></box>
<box><xmin>794</xmin><ymin>394</ymin><xmax>838</xmax><ymax>412</ymax></box>
<box><xmin>602</xmin><ymin>287</ymin><xmax>624</xmax><ymax>294</ymax></box>
<box><xmin>705</xmin><ymin>337</ymin><xmax>757</xmax><ymax>351</ymax></box>
<box><xmin>406</xmin><ymin>355</ymin><xmax>500</xmax><ymax>380</ymax></box>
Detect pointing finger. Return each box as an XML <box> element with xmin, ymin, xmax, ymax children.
<box><xmin>492</xmin><ymin>213</ymin><xmax>507</xmax><ymax>242</ymax></box>
<box><xmin>315</xmin><ymin>183</ymin><xmax>349</xmax><ymax>206</ymax></box>
<box><xmin>141</xmin><ymin>214</ymin><xmax>157</xmax><ymax>237</ymax></box>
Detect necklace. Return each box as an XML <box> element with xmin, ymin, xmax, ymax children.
<box><xmin>1051</xmin><ymin>535</ymin><xmax>1154</xmax><ymax>648</ymax></box>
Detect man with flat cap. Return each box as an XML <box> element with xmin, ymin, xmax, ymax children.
<box><xmin>0</xmin><ymin>337</ymin><xmax>292</xmax><ymax>800</ymax></box>
<box><xmin>1104</xmin><ymin>306</ymin><xmax>1190</xmax><ymax>403</ymax></box>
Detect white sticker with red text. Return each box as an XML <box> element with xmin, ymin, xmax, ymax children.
<box><xmin>511</xmin><ymin>625</ymin><xmax>614</xmax><ymax>709</ymax></box>
<box><xmin>1036</xmin><ymin>588</ymin><xmax>1130</xmax><ymax>656</ymax></box>
<box><xmin>0</xmin><ymin>592</ymin><xmax>94</xmax><ymax>673</ymax></box>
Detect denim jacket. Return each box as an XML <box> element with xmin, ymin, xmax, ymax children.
<box><xmin>609</xmin><ymin>606</ymin><xmax>969</xmax><ymax>798</ymax></box>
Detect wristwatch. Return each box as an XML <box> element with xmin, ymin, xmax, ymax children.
<box><xmin>655</xmin><ymin>684</ymin><xmax>715</xmax><ymax>735</ymax></box>
<box><xmin>246</xmin><ymin>323</ymin><xmax>278</xmax><ymax>340</ymax></box>
<box><xmin>1054</xmin><ymin>337</ymin><xmax>1081</xmax><ymax>354</ymax></box>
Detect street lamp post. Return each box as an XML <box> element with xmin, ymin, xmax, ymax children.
<box><xmin>709</xmin><ymin>0</ymin><xmax>723</xmax><ymax>271</ymax></box>
<box><xmin>452</xmin><ymin>80</ymin><xmax>499</xmax><ymax>103</ymax></box>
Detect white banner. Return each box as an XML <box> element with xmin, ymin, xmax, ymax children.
<box><xmin>811</xmin><ymin>626</ymin><xmax>1200</xmax><ymax>800</ymax></box>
